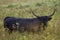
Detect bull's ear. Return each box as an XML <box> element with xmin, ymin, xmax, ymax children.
<box><xmin>30</xmin><ymin>8</ymin><xmax>39</xmax><ymax>17</ymax></box>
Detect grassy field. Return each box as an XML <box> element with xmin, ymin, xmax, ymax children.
<box><xmin>0</xmin><ymin>0</ymin><xmax>60</xmax><ymax>40</ymax></box>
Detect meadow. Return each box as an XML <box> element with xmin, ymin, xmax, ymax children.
<box><xmin>0</xmin><ymin>0</ymin><xmax>60</xmax><ymax>40</ymax></box>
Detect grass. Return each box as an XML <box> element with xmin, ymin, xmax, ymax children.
<box><xmin>0</xmin><ymin>0</ymin><xmax>60</xmax><ymax>40</ymax></box>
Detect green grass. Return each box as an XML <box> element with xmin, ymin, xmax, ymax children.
<box><xmin>0</xmin><ymin>0</ymin><xmax>60</xmax><ymax>40</ymax></box>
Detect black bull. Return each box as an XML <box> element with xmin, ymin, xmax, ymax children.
<box><xmin>4</xmin><ymin>8</ymin><xmax>56</xmax><ymax>33</ymax></box>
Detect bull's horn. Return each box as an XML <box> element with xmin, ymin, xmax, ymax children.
<box><xmin>49</xmin><ymin>8</ymin><xmax>56</xmax><ymax>17</ymax></box>
<box><xmin>30</xmin><ymin>8</ymin><xmax>39</xmax><ymax>17</ymax></box>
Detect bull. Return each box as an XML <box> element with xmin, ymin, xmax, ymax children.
<box><xmin>4</xmin><ymin>8</ymin><xmax>56</xmax><ymax>33</ymax></box>
<box><xmin>17</xmin><ymin>8</ymin><xmax>56</xmax><ymax>32</ymax></box>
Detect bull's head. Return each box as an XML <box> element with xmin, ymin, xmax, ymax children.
<box><xmin>31</xmin><ymin>8</ymin><xmax>56</xmax><ymax>22</ymax></box>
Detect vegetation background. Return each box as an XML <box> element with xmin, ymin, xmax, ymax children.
<box><xmin>0</xmin><ymin>0</ymin><xmax>60</xmax><ymax>40</ymax></box>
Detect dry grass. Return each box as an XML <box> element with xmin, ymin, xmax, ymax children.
<box><xmin>0</xmin><ymin>0</ymin><xmax>60</xmax><ymax>40</ymax></box>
